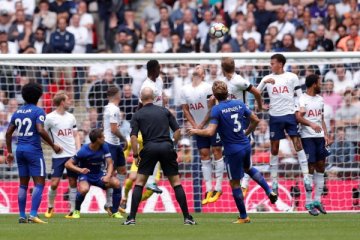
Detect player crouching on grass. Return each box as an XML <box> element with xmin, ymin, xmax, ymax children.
<box><xmin>189</xmin><ymin>81</ymin><xmax>277</xmax><ymax>223</ymax></box>
<box><xmin>65</xmin><ymin>128</ymin><xmax>123</xmax><ymax>219</ymax></box>
<box><xmin>296</xmin><ymin>74</ymin><xmax>330</xmax><ymax>216</ymax></box>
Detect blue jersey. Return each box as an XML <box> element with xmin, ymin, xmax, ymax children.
<box><xmin>10</xmin><ymin>104</ymin><xmax>46</xmax><ymax>153</ymax></box>
<box><xmin>210</xmin><ymin>100</ymin><xmax>251</xmax><ymax>155</ymax></box>
<box><xmin>73</xmin><ymin>143</ymin><xmax>111</xmax><ymax>175</ymax></box>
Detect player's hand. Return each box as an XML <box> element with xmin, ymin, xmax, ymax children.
<box><xmin>6</xmin><ymin>153</ymin><xmax>14</xmax><ymax>166</ymax></box>
<box><xmin>325</xmin><ymin>135</ymin><xmax>333</xmax><ymax>146</ymax></box>
<box><xmin>123</xmin><ymin>141</ymin><xmax>128</xmax><ymax>151</ymax></box>
<box><xmin>102</xmin><ymin>175</ymin><xmax>110</xmax><ymax>184</ymax></box>
<box><xmin>79</xmin><ymin>168</ymin><xmax>90</xmax><ymax>174</ymax></box>
<box><xmin>53</xmin><ymin>144</ymin><xmax>63</xmax><ymax>154</ymax></box>
<box><xmin>310</xmin><ymin>123</ymin><xmax>322</xmax><ymax>133</ymax></box>
<box><xmin>264</xmin><ymin>78</ymin><xmax>275</xmax><ymax>84</ymax></box>
<box><xmin>134</xmin><ymin>155</ymin><xmax>141</xmax><ymax>167</ymax></box>
<box><xmin>188</xmin><ymin>128</ymin><xmax>198</xmax><ymax>136</ymax></box>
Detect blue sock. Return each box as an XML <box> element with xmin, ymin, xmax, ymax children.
<box><xmin>30</xmin><ymin>184</ymin><xmax>44</xmax><ymax>217</ymax></box>
<box><xmin>75</xmin><ymin>192</ymin><xmax>85</xmax><ymax>211</ymax></box>
<box><xmin>111</xmin><ymin>187</ymin><xmax>122</xmax><ymax>214</ymax></box>
<box><xmin>18</xmin><ymin>185</ymin><xmax>28</xmax><ymax>218</ymax></box>
<box><xmin>232</xmin><ymin>188</ymin><xmax>247</xmax><ymax>219</ymax></box>
<box><xmin>247</xmin><ymin>167</ymin><xmax>272</xmax><ymax>195</ymax></box>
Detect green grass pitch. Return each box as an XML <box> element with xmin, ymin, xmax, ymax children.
<box><xmin>1</xmin><ymin>213</ymin><xmax>359</xmax><ymax>240</ymax></box>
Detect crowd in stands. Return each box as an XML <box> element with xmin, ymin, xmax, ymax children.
<box><xmin>1</xmin><ymin>0</ymin><xmax>360</xmax><ymax>174</ymax></box>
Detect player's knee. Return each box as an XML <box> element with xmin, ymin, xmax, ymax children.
<box><xmin>117</xmin><ymin>166</ymin><xmax>127</xmax><ymax>175</ymax></box>
<box><xmin>315</xmin><ymin>161</ymin><xmax>325</xmax><ymax>173</ymax></box>
<box><xmin>271</xmin><ymin>148</ymin><xmax>279</xmax><ymax>155</ymax></box>
<box><xmin>229</xmin><ymin>180</ymin><xmax>240</xmax><ymax>189</ymax></box>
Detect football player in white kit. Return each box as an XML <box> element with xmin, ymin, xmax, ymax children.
<box><xmin>180</xmin><ymin>65</ymin><xmax>224</xmax><ymax>204</ymax></box>
<box><xmin>103</xmin><ymin>86</ymin><xmax>127</xmax><ymax>218</ymax></box>
<box><xmin>221</xmin><ymin>57</ymin><xmax>264</xmax><ymax>196</ymax></box>
<box><xmin>44</xmin><ymin>91</ymin><xmax>81</xmax><ymax>218</ymax></box>
<box><xmin>296</xmin><ymin>74</ymin><xmax>329</xmax><ymax>216</ymax></box>
<box><xmin>257</xmin><ymin>54</ymin><xmax>310</xmax><ymax>195</ymax></box>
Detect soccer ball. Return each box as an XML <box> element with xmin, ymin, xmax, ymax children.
<box><xmin>209</xmin><ymin>23</ymin><xmax>228</xmax><ymax>38</ymax></box>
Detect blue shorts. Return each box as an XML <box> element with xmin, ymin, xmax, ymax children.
<box><xmin>79</xmin><ymin>172</ymin><xmax>106</xmax><ymax>189</ymax></box>
<box><xmin>269</xmin><ymin>114</ymin><xmax>299</xmax><ymax>140</ymax></box>
<box><xmin>196</xmin><ymin>133</ymin><xmax>222</xmax><ymax>150</ymax></box>
<box><xmin>51</xmin><ymin>157</ymin><xmax>78</xmax><ymax>178</ymax></box>
<box><xmin>224</xmin><ymin>145</ymin><xmax>251</xmax><ymax>180</ymax></box>
<box><xmin>107</xmin><ymin>142</ymin><xmax>125</xmax><ymax>168</ymax></box>
<box><xmin>301</xmin><ymin>138</ymin><xmax>330</xmax><ymax>163</ymax></box>
<box><xmin>16</xmin><ymin>151</ymin><xmax>46</xmax><ymax>177</ymax></box>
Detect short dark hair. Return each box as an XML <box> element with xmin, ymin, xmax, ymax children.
<box><xmin>221</xmin><ymin>57</ymin><xmax>235</xmax><ymax>74</ymax></box>
<box><xmin>212</xmin><ymin>81</ymin><xmax>228</xmax><ymax>101</ymax></box>
<box><xmin>107</xmin><ymin>86</ymin><xmax>119</xmax><ymax>98</ymax></box>
<box><xmin>305</xmin><ymin>74</ymin><xmax>319</xmax><ymax>88</ymax></box>
<box><xmin>271</xmin><ymin>54</ymin><xmax>286</xmax><ymax>66</ymax></box>
<box><xmin>22</xmin><ymin>82</ymin><xmax>43</xmax><ymax>104</ymax></box>
<box><xmin>147</xmin><ymin>59</ymin><xmax>160</xmax><ymax>73</ymax></box>
<box><xmin>89</xmin><ymin>128</ymin><xmax>103</xmax><ymax>143</ymax></box>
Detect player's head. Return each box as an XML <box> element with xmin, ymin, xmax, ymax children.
<box><xmin>212</xmin><ymin>80</ymin><xmax>228</xmax><ymax>101</ymax></box>
<box><xmin>21</xmin><ymin>82</ymin><xmax>43</xmax><ymax>105</ymax></box>
<box><xmin>147</xmin><ymin>59</ymin><xmax>160</xmax><ymax>79</ymax></box>
<box><xmin>270</xmin><ymin>54</ymin><xmax>286</xmax><ymax>73</ymax></box>
<box><xmin>305</xmin><ymin>74</ymin><xmax>321</xmax><ymax>94</ymax></box>
<box><xmin>221</xmin><ymin>57</ymin><xmax>235</xmax><ymax>75</ymax></box>
<box><xmin>192</xmin><ymin>65</ymin><xmax>205</xmax><ymax>80</ymax></box>
<box><xmin>140</xmin><ymin>87</ymin><xmax>155</xmax><ymax>103</ymax></box>
<box><xmin>107</xmin><ymin>86</ymin><xmax>121</xmax><ymax>104</ymax></box>
<box><xmin>53</xmin><ymin>91</ymin><xmax>71</xmax><ymax>110</ymax></box>
<box><xmin>89</xmin><ymin>128</ymin><xmax>105</xmax><ymax>144</ymax></box>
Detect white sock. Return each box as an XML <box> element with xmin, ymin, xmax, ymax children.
<box><xmin>214</xmin><ymin>158</ymin><xmax>224</xmax><ymax>192</ymax></box>
<box><xmin>69</xmin><ymin>187</ymin><xmax>77</xmax><ymax>212</ymax></box>
<box><xmin>305</xmin><ymin>174</ymin><xmax>313</xmax><ymax>205</ymax></box>
<box><xmin>201</xmin><ymin>159</ymin><xmax>213</xmax><ymax>192</ymax></box>
<box><xmin>105</xmin><ymin>188</ymin><xmax>113</xmax><ymax>207</ymax></box>
<box><xmin>48</xmin><ymin>186</ymin><xmax>57</xmax><ymax>208</ymax></box>
<box><xmin>241</xmin><ymin>173</ymin><xmax>251</xmax><ymax>189</ymax></box>
<box><xmin>297</xmin><ymin>150</ymin><xmax>309</xmax><ymax>180</ymax></box>
<box><xmin>314</xmin><ymin>172</ymin><xmax>325</xmax><ymax>202</ymax></box>
<box><xmin>270</xmin><ymin>154</ymin><xmax>279</xmax><ymax>184</ymax></box>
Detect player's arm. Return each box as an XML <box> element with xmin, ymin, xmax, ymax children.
<box><xmin>295</xmin><ymin>108</ymin><xmax>322</xmax><ymax>133</ymax></box>
<box><xmin>36</xmin><ymin>123</ymin><xmax>62</xmax><ymax>153</ymax></box>
<box><xmin>168</xmin><ymin>109</ymin><xmax>181</xmax><ymax>145</ymax></box>
<box><xmin>5</xmin><ymin>124</ymin><xmax>16</xmax><ymax>165</ymax></box>
<box><xmin>65</xmin><ymin>157</ymin><xmax>90</xmax><ymax>174</ymax></box>
<box><xmin>103</xmin><ymin>156</ymin><xmax>114</xmax><ymax>184</ymax></box>
<box><xmin>130</xmin><ymin>113</ymin><xmax>140</xmax><ymax>165</ymax></box>
<box><xmin>110</xmin><ymin>123</ymin><xmax>127</xmax><ymax>148</ymax></box>
<box><xmin>198</xmin><ymin>95</ymin><xmax>216</xmax><ymax>129</ymax></box>
<box><xmin>189</xmin><ymin>123</ymin><xmax>217</xmax><ymax>137</ymax></box>
<box><xmin>244</xmin><ymin>112</ymin><xmax>260</xmax><ymax>136</ymax></box>
<box><xmin>248</xmin><ymin>86</ymin><xmax>263</xmax><ymax>111</ymax></box>
<box><xmin>73</xmin><ymin>130</ymin><xmax>81</xmax><ymax>150</ymax></box>
<box><xmin>321</xmin><ymin>110</ymin><xmax>331</xmax><ymax>146</ymax></box>
<box><xmin>182</xmin><ymin>104</ymin><xmax>197</xmax><ymax>128</ymax></box>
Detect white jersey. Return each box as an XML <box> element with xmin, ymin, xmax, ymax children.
<box><xmin>179</xmin><ymin>81</ymin><xmax>212</xmax><ymax>125</ymax></box>
<box><xmin>257</xmin><ymin>72</ymin><xmax>301</xmax><ymax>116</ymax></box>
<box><xmin>140</xmin><ymin>77</ymin><xmax>163</xmax><ymax>106</ymax></box>
<box><xmin>45</xmin><ymin>111</ymin><xmax>77</xmax><ymax>158</ymax></box>
<box><xmin>298</xmin><ymin>93</ymin><xmax>324</xmax><ymax>138</ymax></box>
<box><xmin>222</xmin><ymin>73</ymin><xmax>251</xmax><ymax>102</ymax></box>
<box><xmin>103</xmin><ymin>103</ymin><xmax>121</xmax><ymax>145</ymax></box>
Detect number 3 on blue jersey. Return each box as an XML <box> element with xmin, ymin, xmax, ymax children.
<box><xmin>15</xmin><ymin>117</ymin><xmax>34</xmax><ymax>136</ymax></box>
<box><xmin>231</xmin><ymin>113</ymin><xmax>242</xmax><ymax>132</ymax></box>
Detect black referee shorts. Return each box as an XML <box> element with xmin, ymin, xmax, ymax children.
<box><xmin>138</xmin><ymin>142</ymin><xmax>179</xmax><ymax>177</ymax></box>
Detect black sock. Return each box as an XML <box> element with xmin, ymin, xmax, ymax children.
<box><xmin>75</xmin><ymin>192</ymin><xmax>85</xmax><ymax>211</ymax></box>
<box><xmin>173</xmin><ymin>185</ymin><xmax>189</xmax><ymax>219</ymax></box>
<box><xmin>129</xmin><ymin>185</ymin><xmax>143</xmax><ymax>219</ymax></box>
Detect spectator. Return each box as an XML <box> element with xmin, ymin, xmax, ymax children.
<box><xmin>50</xmin><ymin>17</ymin><xmax>75</xmax><ymax>53</ymax></box>
<box><xmin>112</xmin><ymin>30</ymin><xmax>129</xmax><ymax>53</ymax></box>
<box><xmin>277</xmin><ymin>33</ymin><xmax>300</xmax><ymax>52</ymax></box>
<box><xmin>136</xmin><ymin>29</ymin><xmax>156</xmax><ymax>52</ymax></box>
<box><xmin>267</xmin><ymin>7</ymin><xmax>295</xmax><ymax>42</ymax></box>
<box><xmin>118</xmin><ymin>8</ymin><xmax>140</xmax><ymax>51</ymax></box>
<box><xmin>294</xmin><ymin>26</ymin><xmax>308</xmax><ymax>51</ymax></box>
<box><xmin>198</xmin><ymin>10</ymin><xmax>213</xmax><ymax>45</ymax></box>
<box><xmin>177</xmin><ymin>137</ymin><xmax>192</xmax><ymax>164</ymax></box>
<box><xmin>6</xmin><ymin>98</ymin><xmax>18</xmax><ymax>123</ymax></box>
<box><xmin>202</xmin><ymin>34</ymin><xmax>222</xmax><ymax>52</ymax></box>
<box><xmin>324</xmin><ymin>64</ymin><xmax>354</xmax><ymax>94</ymax></box>
<box><xmin>259</xmin><ymin>33</ymin><xmax>275</xmax><ymax>52</ymax></box>
<box><xmin>329</xmin><ymin>127</ymin><xmax>355</xmax><ymax>163</ymax></box>
<box><xmin>175</xmin><ymin>8</ymin><xmax>196</xmax><ymax>39</ymax></box>
<box><xmin>165</xmin><ymin>64</ymin><xmax>191</xmax><ymax>106</ymax></box>
<box><xmin>336</xmin><ymin>0</ymin><xmax>351</xmax><ymax>16</ymax></box>
<box><xmin>322</xmin><ymin>79</ymin><xmax>343</xmax><ymax>114</ymax></box>
<box><xmin>115</xmin><ymin>65</ymin><xmax>133</xmax><ymax>88</ymax></box>
<box><xmin>119</xmin><ymin>84</ymin><xmax>139</xmax><ymax>121</ymax></box>
<box><xmin>337</xmin><ymin>24</ymin><xmax>360</xmax><ymax>51</ymax></box>
<box><xmin>66</xmin><ymin>13</ymin><xmax>88</xmax><ymax>54</ymax></box>
<box><xmin>8</xmin><ymin>9</ymin><xmax>26</xmax><ymax>42</ymax></box>
<box><xmin>119</xmin><ymin>111</ymin><xmax>131</xmax><ymax>139</ymax></box>
<box><xmin>153</xmin><ymin>6</ymin><xmax>174</xmax><ymax>34</ymax></box>
<box><xmin>190</xmin><ymin>24</ymin><xmax>201</xmax><ymax>52</ymax></box>
<box><xmin>80</xmin><ymin>119</ymin><xmax>91</xmax><ymax>144</ymax></box>
<box><xmin>30</xmin><ymin>27</ymin><xmax>52</xmax><ymax>53</ymax></box>
<box><xmin>0</xmin><ymin>40</ymin><xmax>9</xmax><ymax>53</ymax></box>
<box><xmin>179</xmin><ymin>30</ymin><xmax>195</xmax><ymax>53</ymax></box>
<box><xmin>205</xmin><ymin>63</ymin><xmax>219</xmax><ymax>83</ymax></box>
<box><xmin>0</xmin><ymin>9</ymin><xmax>13</xmax><ymax>33</ymax></box>
<box><xmin>32</xmin><ymin>0</ymin><xmax>57</xmax><ymax>37</ymax></box>
<box><xmin>171</xmin><ymin>0</ymin><xmax>196</xmax><ymax>26</ymax></box>
<box><xmin>195</xmin><ymin>0</ymin><xmax>216</xmax><ymax>23</ymax></box>
<box><xmin>335</xmin><ymin>90</ymin><xmax>360</xmax><ymax>146</ymax></box>
<box><xmin>243</xmin><ymin>15</ymin><xmax>261</xmax><ymax>45</ymax></box>
<box><xmin>141</xmin><ymin>0</ymin><xmax>170</xmax><ymax>29</ymax></box>
<box><xmin>88</xmin><ymin>107</ymin><xmax>101</xmax><ymax>129</ymax></box>
<box><xmin>254</xmin><ymin>119</ymin><xmax>271</xmax><ymax>152</ymax></box>
<box><xmin>77</xmin><ymin>0</ymin><xmax>94</xmax><ymax>53</ymax></box>
<box><xmin>324</xmin><ymin>4</ymin><xmax>341</xmax><ymax>29</ymax></box>
<box><xmin>153</xmin><ymin>23</ymin><xmax>172</xmax><ymax>53</ymax></box>
<box><xmin>229</xmin><ymin>24</ymin><xmax>246</xmax><ymax>52</ymax></box>
<box><xmin>310</xmin><ymin>0</ymin><xmax>328</xmax><ymax>20</ymax></box>
<box><xmin>306</xmin><ymin>31</ymin><xmax>321</xmax><ymax>51</ymax></box>
<box><xmin>142</xmin><ymin>41</ymin><xmax>155</xmax><ymax>53</ymax></box>
<box><xmin>18</xmin><ymin>19</ymin><xmax>34</xmax><ymax>53</ymax></box>
<box><xmin>166</xmin><ymin>33</ymin><xmax>182</xmax><ymax>53</ymax></box>
<box><xmin>49</xmin><ymin>0</ymin><xmax>74</xmax><ymax>21</ymax></box>
<box><xmin>245</xmin><ymin>38</ymin><xmax>258</xmax><ymax>52</ymax></box>
<box><xmin>254</xmin><ymin>0</ymin><xmax>276</xmax><ymax>38</ymax></box>
<box><xmin>316</xmin><ymin>24</ymin><xmax>335</xmax><ymax>51</ymax></box>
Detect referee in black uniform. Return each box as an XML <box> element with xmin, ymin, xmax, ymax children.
<box><xmin>123</xmin><ymin>87</ymin><xmax>196</xmax><ymax>225</ymax></box>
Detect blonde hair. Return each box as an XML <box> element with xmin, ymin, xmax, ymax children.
<box><xmin>53</xmin><ymin>91</ymin><xmax>67</xmax><ymax>107</ymax></box>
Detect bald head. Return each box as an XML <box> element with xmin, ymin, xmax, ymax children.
<box><xmin>140</xmin><ymin>87</ymin><xmax>155</xmax><ymax>103</ymax></box>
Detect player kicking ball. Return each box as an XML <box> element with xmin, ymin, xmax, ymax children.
<box><xmin>65</xmin><ymin>129</ymin><xmax>123</xmax><ymax>219</ymax></box>
<box><xmin>296</xmin><ymin>74</ymin><xmax>330</xmax><ymax>216</ymax></box>
<box><xmin>190</xmin><ymin>81</ymin><xmax>277</xmax><ymax>223</ymax></box>
<box><xmin>44</xmin><ymin>91</ymin><xmax>81</xmax><ymax>219</ymax></box>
